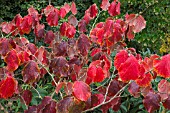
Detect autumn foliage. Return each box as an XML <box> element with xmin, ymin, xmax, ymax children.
<box><xmin>0</xmin><ymin>0</ymin><xmax>170</xmax><ymax>113</ymax></box>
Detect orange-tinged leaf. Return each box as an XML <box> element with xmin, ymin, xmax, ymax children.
<box><xmin>4</xmin><ymin>49</ymin><xmax>20</xmax><ymax>72</ymax></box>
<box><xmin>118</xmin><ymin>55</ymin><xmax>140</xmax><ymax>82</ymax></box>
<box><xmin>136</xmin><ymin>72</ymin><xmax>152</xmax><ymax>87</ymax></box>
<box><xmin>22</xmin><ymin>60</ymin><xmax>40</xmax><ymax>84</ymax></box>
<box><xmin>0</xmin><ymin>76</ymin><xmax>18</xmax><ymax>99</ymax></box>
<box><xmin>73</xmin><ymin>81</ymin><xmax>91</xmax><ymax>101</ymax></box>
<box><xmin>153</xmin><ymin>54</ymin><xmax>170</xmax><ymax>78</ymax></box>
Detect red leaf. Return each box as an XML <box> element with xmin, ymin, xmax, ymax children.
<box><xmin>28</xmin><ymin>6</ymin><xmax>41</xmax><ymax>22</ymax></box>
<box><xmin>49</xmin><ymin>56</ymin><xmax>69</xmax><ymax>77</ymax></box>
<box><xmin>26</xmin><ymin>96</ymin><xmax>57</xmax><ymax>113</ymax></box>
<box><xmin>118</xmin><ymin>55</ymin><xmax>140</xmax><ymax>82</ymax></box>
<box><xmin>143</xmin><ymin>54</ymin><xmax>159</xmax><ymax>72</ymax></box>
<box><xmin>0</xmin><ymin>22</ymin><xmax>15</xmax><ymax>34</ymax></box>
<box><xmin>26</xmin><ymin>43</ymin><xmax>38</xmax><ymax>55</ymax></box>
<box><xmin>91</xmin><ymin>94</ymin><xmax>104</xmax><ymax>107</ymax></box>
<box><xmin>59</xmin><ymin>3</ymin><xmax>70</xmax><ymax>18</ymax></box>
<box><xmin>52</xmin><ymin>41</ymin><xmax>68</xmax><ymax>56</ymax></box>
<box><xmin>71</xmin><ymin>2</ymin><xmax>77</xmax><ymax>15</ymax></box>
<box><xmin>136</xmin><ymin>72</ymin><xmax>152</xmax><ymax>87</ymax></box>
<box><xmin>22</xmin><ymin>90</ymin><xmax>32</xmax><ymax>105</ymax></box>
<box><xmin>127</xmin><ymin>26</ymin><xmax>135</xmax><ymax>40</ymax></box>
<box><xmin>101</xmin><ymin>0</ymin><xmax>110</xmax><ymax>11</ymax></box>
<box><xmin>108</xmin><ymin>1</ymin><xmax>120</xmax><ymax>16</ymax></box>
<box><xmin>22</xmin><ymin>60</ymin><xmax>40</xmax><ymax>84</ymax></box>
<box><xmin>34</xmin><ymin>23</ymin><xmax>45</xmax><ymax>39</ymax></box>
<box><xmin>66</xmin><ymin>24</ymin><xmax>76</xmax><ymax>38</ymax></box>
<box><xmin>85</xmin><ymin>4</ymin><xmax>98</xmax><ymax>19</ymax></box>
<box><xmin>114</xmin><ymin>50</ymin><xmax>129</xmax><ymax>69</ymax></box>
<box><xmin>56</xmin><ymin>97</ymin><xmax>73</xmax><ymax>113</ymax></box>
<box><xmin>45</xmin><ymin>30</ymin><xmax>55</xmax><ymax>44</ymax></box>
<box><xmin>78</xmin><ymin>20</ymin><xmax>87</xmax><ymax>33</ymax></box>
<box><xmin>60</xmin><ymin>22</ymin><xmax>67</xmax><ymax>36</ymax></box>
<box><xmin>37</xmin><ymin>96</ymin><xmax>56</xmax><ymax>113</ymax></box>
<box><xmin>0</xmin><ymin>38</ymin><xmax>13</xmax><ymax>56</ymax></box>
<box><xmin>153</xmin><ymin>54</ymin><xmax>170</xmax><ymax>78</ymax></box>
<box><xmin>35</xmin><ymin>46</ymin><xmax>49</xmax><ymax>65</ymax></box>
<box><xmin>73</xmin><ymin>81</ymin><xmax>91</xmax><ymax>101</ymax></box>
<box><xmin>20</xmin><ymin>15</ymin><xmax>33</xmax><ymax>34</ymax></box>
<box><xmin>143</xmin><ymin>92</ymin><xmax>161</xmax><ymax>113</ymax></box>
<box><xmin>77</xmin><ymin>34</ymin><xmax>90</xmax><ymax>56</ymax></box>
<box><xmin>4</xmin><ymin>49</ymin><xmax>20</xmax><ymax>72</ymax></box>
<box><xmin>86</xmin><ymin>60</ymin><xmax>106</xmax><ymax>84</ymax></box>
<box><xmin>162</xmin><ymin>95</ymin><xmax>170</xmax><ymax>110</ymax></box>
<box><xmin>0</xmin><ymin>76</ymin><xmax>18</xmax><ymax>99</ymax></box>
<box><xmin>108</xmin><ymin>80</ymin><xmax>121</xmax><ymax>96</ymax></box>
<box><xmin>46</xmin><ymin>8</ymin><xmax>59</xmax><ymax>26</ymax></box>
<box><xmin>101</xmin><ymin>97</ymin><xmax>121</xmax><ymax>113</ymax></box>
<box><xmin>158</xmin><ymin>80</ymin><xmax>170</xmax><ymax>100</ymax></box>
<box><xmin>43</xmin><ymin>5</ymin><xmax>55</xmax><ymax>16</ymax></box>
<box><xmin>68</xmin><ymin>15</ymin><xmax>78</xmax><ymax>27</ymax></box>
<box><xmin>128</xmin><ymin>81</ymin><xmax>140</xmax><ymax>98</ymax></box>
<box><xmin>126</xmin><ymin>14</ymin><xmax>146</xmax><ymax>33</ymax></box>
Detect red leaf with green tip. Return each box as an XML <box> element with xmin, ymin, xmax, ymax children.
<box><xmin>4</xmin><ymin>49</ymin><xmax>20</xmax><ymax>72</ymax></box>
<box><xmin>73</xmin><ymin>81</ymin><xmax>91</xmax><ymax>101</ymax></box>
<box><xmin>143</xmin><ymin>91</ymin><xmax>161</xmax><ymax>113</ymax></box>
<box><xmin>0</xmin><ymin>76</ymin><xmax>18</xmax><ymax>99</ymax></box>
<box><xmin>22</xmin><ymin>60</ymin><xmax>40</xmax><ymax>84</ymax></box>
<box><xmin>153</xmin><ymin>54</ymin><xmax>170</xmax><ymax>78</ymax></box>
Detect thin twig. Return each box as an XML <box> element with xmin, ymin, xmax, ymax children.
<box><xmin>82</xmin><ymin>81</ymin><xmax>131</xmax><ymax>113</ymax></box>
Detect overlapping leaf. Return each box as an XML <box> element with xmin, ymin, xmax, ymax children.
<box><xmin>153</xmin><ymin>54</ymin><xmax>170</xmax><ymax>78</ymax></box>
<box><xmin>4</xmin><ymin>49</ymin><xmax>20</xmax><ymax>72</ymax></box>
<box><xmin>22</xmin><ymin>60</ymin><xmax>40</xmax><ymax>84</ymax></box>
<box><xmin>0</xmin><ymin>76</ymin><xmax>18</xmax><ymax>99</ymax></box>
<box><xmin>73</xmin><ymin>81</ymin><xmax>91</xmax><ymax>101</ymax></box>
